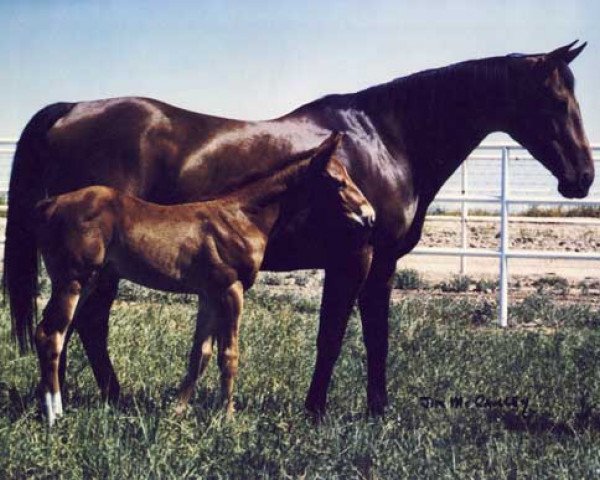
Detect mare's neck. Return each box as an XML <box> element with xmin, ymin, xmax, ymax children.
<box><xmin>356</xmin><ymin>57</ymin><xmax>514</xmax><ymax>197</ymax></box>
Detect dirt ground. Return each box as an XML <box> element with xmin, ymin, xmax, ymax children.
<box><xmin>0</xmin><ymin>215</ymin><xmax>598</xmax><ymax>285</ymax></box>
<box><xmin>402</xmin><ymin>216</ymin><xmax>600</xmax><ymax>282</ymax></box>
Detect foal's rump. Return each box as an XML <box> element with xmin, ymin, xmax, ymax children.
<box><xmin>34</xmin><ymin>186</ymin><xmax>117</xmax><ymax>281</ymax></box>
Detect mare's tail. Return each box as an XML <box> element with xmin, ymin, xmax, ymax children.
<box><xmin>3</xmin><ymin>102</ymin><xmax>73</xmax><ymax>353</ymax></box>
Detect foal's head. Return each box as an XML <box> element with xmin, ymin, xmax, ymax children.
<box><xmin>505</xmin><ymin>41</ymin><xmax>593</xmax><ymax>198</ymax></box>
<box><xmin>307</xmin><ymin>133</ymin><xmax>376</xmax><ymax>232</ymax></box>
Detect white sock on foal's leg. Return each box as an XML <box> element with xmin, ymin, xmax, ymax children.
<box><xmin>52</xmin><ymin>391</ymin><xmax>63</xmax><ymax>417</ymax></box>
<box><xmin>44</xmin><ymin>391</ymin><xmax>56</xmax><ymax>427</ymax></box>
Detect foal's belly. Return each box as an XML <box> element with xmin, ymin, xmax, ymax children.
<box><xmin>111</xmin><ymin>259</ymin><xmax>200</xmax><ymax>294</ymax></box>
<box><xmin>106</xmin><ymin>249</ymin><xmax>202</xmax><ymax>294</ymax></box>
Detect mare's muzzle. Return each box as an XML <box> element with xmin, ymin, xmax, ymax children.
<box><xmin>558</xmin><ymin>164</ymin><xmax>594</xmax><ymax>199</ymax></box>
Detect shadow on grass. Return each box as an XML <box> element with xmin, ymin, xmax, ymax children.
<box><xmin>1</xmin><ymin>381</ymin><xmax>214</xmax><ymax>423</ymax></box>
<box><xmin>0</xmin><ymin>382</ymin><xmax>38</xmax><ymax>422</ymax></box>
<box><xmin>488</xmin><ymin>406</ymin><xmax>600</xmax><ymax>436</ymax></box>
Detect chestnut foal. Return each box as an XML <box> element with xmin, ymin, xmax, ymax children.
<box><xmin>33</xmin><ymin>133</ymin><xmax>375</xmax><ymax>425</ymax></box>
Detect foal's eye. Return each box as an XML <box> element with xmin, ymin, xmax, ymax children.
<box><xmin>334</xmin><ymin>179</ymin><xmax>347</xmax><ymax>191</ymax></box>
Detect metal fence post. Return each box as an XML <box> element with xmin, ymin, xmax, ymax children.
<box><xmin>498</xmin><ymin>147</ymin><xmax>509</xmax><ymax>327</ymax></box>
<box><xmin>460</xmin><ymin>162</ymin><xmax>468</xmax><ymax>275</ymax></box>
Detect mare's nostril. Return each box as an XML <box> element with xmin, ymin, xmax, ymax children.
<box><xmin>579</xmin><ymin>171</ymin><xmax>593</xmax><ymax>190</ymax></box>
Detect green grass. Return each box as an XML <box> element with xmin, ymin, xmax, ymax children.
<box><xmin>2</xmin><ymin>287</ymin><xmax>600</xmax><ymax>478</ymax></box>
<box><xmin>393</xmin><ymin>268</ymin><xmax>428</xmax><ymax>290</ymax></box>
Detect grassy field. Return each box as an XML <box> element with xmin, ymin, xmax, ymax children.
<box><xmin>2</xmin><ymin>284</ymin><xmax>600</xmax><ymax>479</ymax></box>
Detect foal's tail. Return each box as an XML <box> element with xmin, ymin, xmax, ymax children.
<box><xmin>3</xmin><ymin>102</ymin><xmax>73</xmax><ymax>353</ymax></box>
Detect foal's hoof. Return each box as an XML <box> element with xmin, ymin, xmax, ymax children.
<box><xmin>174</xmin><ymin>402</ymin><xmax>189</xmax><ymax>416</ymax></box>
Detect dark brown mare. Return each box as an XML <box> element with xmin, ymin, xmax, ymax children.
<box><xmin>4</xmin><ymin>41</ymin><xmax>595</xmax><ymax>415</ymax></box>
<box><xmin>33</xmin><ymin>133</ymin><xmax>374</xmax><ymax>425</ymax></box>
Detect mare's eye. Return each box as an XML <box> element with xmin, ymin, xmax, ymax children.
<box><xmin>552</xmin><ymin>99</ymin><xmax>569</xmax><ymax>116</ymax></box>
<box><xmin>559</xmin><ymin>100</ymin><xmax>569</xmax><ymax>114</ymax></box>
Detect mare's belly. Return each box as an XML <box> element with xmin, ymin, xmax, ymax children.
<box><xmin>259</xmin><ymin>207</ymin><xmax>325</xmax><ymax>271</ymax></box>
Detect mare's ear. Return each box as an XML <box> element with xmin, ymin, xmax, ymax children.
<box><xmin>309</xmin><ymin>131</ymin><xmax>344</xmax><ymax>175</ymax></box>
<box><xmin>536</xmin><ymin>40</ymin><xmax>587</xmax><ymax>79</ymax></box>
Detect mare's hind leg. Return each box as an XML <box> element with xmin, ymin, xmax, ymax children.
<box><xmin>59</xmin><ymin>270</ymin><xmax>121</xmax><ymax>403</ymax></box>
<box><xmin>175</xmin><ymin>298</ymin><xmax>217</xmax><ymax>414</ymax></box>
<box><xmin>216</xmin><ymin>281</ymin><xmax>244</xmax><ymax>418</ymax></box>
<box><xmin>35</xmin><ymin>280</ymin><xmax>82</xmax><ymax>426</ymax></box>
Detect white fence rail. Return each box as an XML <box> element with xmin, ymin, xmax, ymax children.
<box><xmin>412</xmin><ymin>143</ymin><xmax>600</xmax><ymax>327</ymax></box>
<box><xmin>1</xmin><ymin>139</ymin><xmax>600</xmax><ymax>326</ymax></box>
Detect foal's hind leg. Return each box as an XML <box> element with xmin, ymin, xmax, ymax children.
<box><xmin>35</xmin><ymin>280</ymin><xmax>82</xmax><ymax>426</ymax></box>
<box><xmin>216</xmin><ymin>281</ymin><xmax>244</xmax><ymax>418</ymax></box>
<box><xmin>175</xmin><ymin>298</ymin><xmax>217</xmax><ymax>414</ymax></box>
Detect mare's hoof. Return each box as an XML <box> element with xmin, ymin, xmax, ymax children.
<box><xmin>304</xmin><ymin>399</ymin><xmax>327</xmax><ymax>422</ymax></box>
<box><xmin>367</xmin><ymin>394</ymin><xmax>388</xmax><ymax>417</ymax></box>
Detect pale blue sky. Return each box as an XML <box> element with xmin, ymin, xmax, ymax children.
<box><xmin>1</xmin><ymin>0</ymin><xmax>599</xmax><ymax>141</ymax></box>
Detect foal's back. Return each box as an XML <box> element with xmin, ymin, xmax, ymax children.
<box><xmin>36</xmin><ymin>185</ymin><xmax>264</xmax><ymax>293</ymax></box>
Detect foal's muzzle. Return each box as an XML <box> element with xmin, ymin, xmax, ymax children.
<box><xmin>351</xmin><ymin>204</ymin><xmax>376</xmax><ymax>228</ymax></box>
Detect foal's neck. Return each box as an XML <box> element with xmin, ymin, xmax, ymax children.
<box><xmin>226</xmin><ymin>154</ymin><xmax>314</xmax><ymax>233</ymax></box>
<box><xmin>357</xmin><ymin>56</ymin><xmax>514</xmax><ymax>196</ymax></box>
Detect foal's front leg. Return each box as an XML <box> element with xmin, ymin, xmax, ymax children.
<box><xmin>216</xmin><ymin>281</ymin><xmax>244</xmax><ymax>418</ymax></box>
<box><xmin>35</xmin><ymin>280</ymin><xmax>82</xmax><ymax>426</ymax></box>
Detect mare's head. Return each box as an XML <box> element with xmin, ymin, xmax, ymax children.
<box><xmin>307</xmin><ymin>132</ymin><xmax>376</xmax><ymax>232</ymax></box>
<box><xmin>505</xmin><ymin>41</ymin><xmax>593</xmax><ymax>198</ymax></box>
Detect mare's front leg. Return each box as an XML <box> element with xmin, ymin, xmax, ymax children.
<box><xmin>175</xmin><ymin>297</ymin><xmax>217</xmax><ymax>415</ymax></box>
<box><xmin>216</xmin><ymin>281</ymin><xmax>244</xmax><ymax>418</ymax></box>
<box><xmin>358</xmin><ymin>250</ymin><xmax>397</xmax><ymax>415</ymax></box>
<box><xmin>305</xmin><ymin>248</ymin><xmax>373</xmax><ymax>416</ymax></box>
<box><xmin>58</xmin><ymin>269</ymin><xmax>120</xmax><ymax>403</ymax></box>
<box><xmin>35</xmin><ymin>280</ymin><xmax>82</xmax><ymax>426</ymax></box>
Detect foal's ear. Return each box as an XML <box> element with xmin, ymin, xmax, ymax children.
<box><xmin>309</xmin><ymin>131</ymin><xmax>344</xmax><ymax>174</ymax></box>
